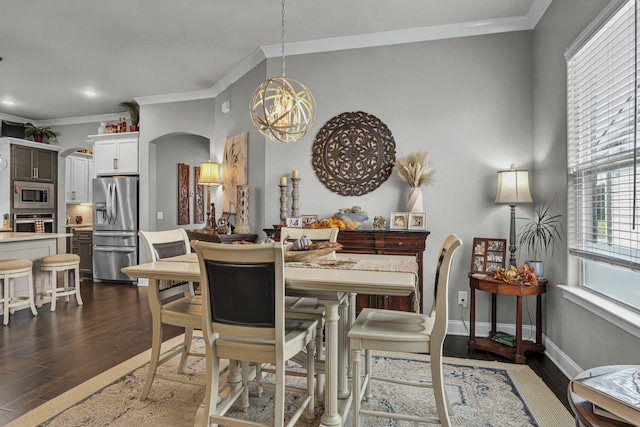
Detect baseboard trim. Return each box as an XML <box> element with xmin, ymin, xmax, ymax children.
<box><xmin>447</xmin><ymin>320</ymin><xmax>580</xmax><ymax>379</ymax></box>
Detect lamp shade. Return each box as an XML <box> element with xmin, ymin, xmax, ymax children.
<box><xmin>495</xmin><ymin>164</ymin><xmax>532</xmax><ymax>204</ymax></box>
<box><xmin>198</xmin><ymin>161</ymin><xmax>220</xmax><ymax>186</ymax></box>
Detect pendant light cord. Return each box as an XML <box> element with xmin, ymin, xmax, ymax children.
<box><xmin>281</xmin><ymin>0</ymin><xmax>286</xmax><ymax>77</ymax></box>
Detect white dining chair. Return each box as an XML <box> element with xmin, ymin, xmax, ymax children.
<box><xmin>138</xmin><ymin>228</ymin><xmax>204</xmax><ymax>400</ymax></box>
<box><xmin>348</xmin><ymin>233</ymin><xmax>463</xmax><ymax>427</ymax></box>
<box><xmin>192</xmin><ymin>241</ymin><xmax>317</xmax><ymax>427</ymax></box>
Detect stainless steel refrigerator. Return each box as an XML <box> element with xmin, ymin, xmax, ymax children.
<box><xmin>92</xmin><ymin>176</ymin><xmax>138</xmax><ymax>283</ymax></box>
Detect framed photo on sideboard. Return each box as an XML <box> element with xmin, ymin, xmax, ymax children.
<box><xmin>470</xmin><ymin>237</ymin><xmax>506</xmax><ymax>274</ymax></box>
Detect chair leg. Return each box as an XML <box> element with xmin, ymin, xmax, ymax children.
<box><xmin>274</xmin><ymin>360</ymin><xmax>285</xmax><ymax>427</ymax></box>
<box><xmin>430</xmin><ymin>350</ymin><xmax>451</xmax><ymax>427</ymax></box>
<box><xmin>201</xmin><ymin>345</ymin><xmax>220</xmax><ymax>427</ymax></box>
<box><xmin>315</xmin><ymin>319</ymin><xmax>324</xmax><ymax>402</ymax></box>
<box><xmin>63</xmin><ymin>269</ymin><xmax>70</xmax><ymax>303</ymax></box>
<box><xmin>351</xmin><ymin>348</ymin><xmax>362</xmax><ymax>427</ymax></box>
<box><xmin>364</xmin><ymin>349</ymin><xmax>372</xmax><ymax>400</ymax></box>
<box><xmin>73</xmin><ymin>265</ymin><xmax>83</xmax><ymax>305</ymax></box>
<box><xmin>306</xmin><ymin>337</ymin><xmax>316</xmax><ymax>421</ymax></box>
<box><xmin>140</xmin><ymin>316</ymin><xmax>163</xmax><ymax>400</ymax></box>
<box><xmin>27</xmin><ymin>270</ymin><xmax>37</xmax><ymax>316</ymax></box>
<box><xmin>178</xmin><ymin>327</ymin><xmax>193</xmax><ymax>373</ymax></box>
<box><xmin>255</xmin><ymin>363</ymin><xmax>264</xmax><ymax>397</ymax></box>
<box><xmin>241</xmin><ymin>361</ymin><xmax>249</xmax><ymax>412</ymax></box>
<box><xmin>49</xmin><ymin>271</ymin><xmax>57</xmax><ymax>312</ymax></box>
<box><xmin>3</xmin><ymin>278</ymin><xmax>8</xmax><ymax>326</ymax></box>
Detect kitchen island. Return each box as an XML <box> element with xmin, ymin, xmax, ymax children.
<box><xmin>0</xmin><ymin>232</ymin><xmax>71</xmax><ymax>309</ymax></box>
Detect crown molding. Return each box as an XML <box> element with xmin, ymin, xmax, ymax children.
<box><xmin>35</xmin><ymin>0</ymin><xmax>553</xmax><ymax>126</ymax></box>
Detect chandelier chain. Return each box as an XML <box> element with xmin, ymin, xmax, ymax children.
<box><xmin>281</xmin><ymin>0</ymin><xmax>286</xmax><ymax>77</ymax></box>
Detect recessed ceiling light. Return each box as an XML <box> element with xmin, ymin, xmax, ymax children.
<box><xmin>1</xmin><ymin>100</ymin><xmax>15</xmax><ymax>106</ymax></box>
<box><xmin>83</xmin><ymin>90</ymin><xmax>97</xmax><ymax>97</ymax></box>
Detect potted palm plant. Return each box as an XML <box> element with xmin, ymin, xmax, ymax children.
<box><xmin>120</xmin><ymin>101</ymin><xmax>140</xmax><ymax>131</ymax></box>
<box><xmin>23</xmin><ymin>123</ymin><xmax>58</xmax><ymax>143</ymax></box>
<box><xmin>517</xmin><ymin>196</ymin><xmax>564</xmax><ymax>278</ymax></box>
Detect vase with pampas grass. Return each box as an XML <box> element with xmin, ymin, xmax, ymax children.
<box><xmin>393</xmin><ymin>151</ymin><xmax>436</xmax><ymax>213</ymax></box>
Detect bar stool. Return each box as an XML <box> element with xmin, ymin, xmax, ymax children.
<box><xmin>0</xmin><ymin>259</ymin><xmax>38</xmax><ymax>326</ymax></box>
<box><xmin>41</xmin><ymin>254</ymin><xmax>83</xmax><ymax>311</ymax></box>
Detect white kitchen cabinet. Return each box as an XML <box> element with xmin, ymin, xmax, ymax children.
<box><xmin>89</xmin><ymin>132</ymin><xmax>139</xmax><ymax>176</ymax></box>
<box><xmin>65</xmin><ymin>152</ymin><xmax>91</xmax><ymax>204</ymax></box>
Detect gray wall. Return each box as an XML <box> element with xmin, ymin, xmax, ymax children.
<box><xmin>153</xmin><ymin>133</ymin><xmax>209</xmax><ymax>230</ymax></box>
<box><xmin>45</xmin><ymin>0</ymin><xmax>640</xmax><ymax>371</ymax></box>
<box><xmin>257</xmin><ymin>32</ymin><xmax>535</xmax><ymax>317</ymax></box>
<box><xmin>533</xmin><ymin>0</ymin><xmax>640</xmax><ymax>370</ymax></box>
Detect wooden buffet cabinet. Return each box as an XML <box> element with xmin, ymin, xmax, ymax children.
<box><xmin>265</xmin><ymin>228</ymin><xmax>429</xmax><ymax>314</ymax></box>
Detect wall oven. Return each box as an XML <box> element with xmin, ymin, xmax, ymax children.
<box><xmin>13</xmin><ymin>181</ymin><xmax>55</xmax><ymax>210</ymax></box>
<box><xmin>13</xmin><ymin>212</ymin><xmax>55</xmax><ymax>233</ymax></box>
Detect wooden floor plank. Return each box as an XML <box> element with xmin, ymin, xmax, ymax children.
<box><xmin>0</xmin><ymin>280</ymin><xmax>570</xmax><ymax>424</ymax></box>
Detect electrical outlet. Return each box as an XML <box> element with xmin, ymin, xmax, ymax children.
<box><xmin>157</xmin><ymin>211</ymin><xmax>163</xmax><ymax>220</ymax></box>
<box><xmin>458</xmin><ymin>291</ymin><xmax>468</xmax><ymax>308</ymax></box>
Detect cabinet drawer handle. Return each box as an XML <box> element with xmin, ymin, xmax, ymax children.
<box><xmin>113</xmin><ymin>158</ymin><xmax>118</xmax><ymax>170</ymax></box>
<box><xmin>397</xmin><ymin>241</ymin><xmax>403</xmax><ymax>246</ymax></box>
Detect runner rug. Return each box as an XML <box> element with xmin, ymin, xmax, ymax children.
<box><xmin>9</xmin><ymin>334</ymin><xmax>574</xmax><ymax>426</ymax></box>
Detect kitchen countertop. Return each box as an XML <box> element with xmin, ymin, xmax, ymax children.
<box><xmin>66</xmin><ymin>223</ymin><xmax>93</xmax><ymax>228</ymax></box>
<box><xmin>0</xmin><ymin>232</ymin><xmax>71</xmax><ymax>242</ymax></box>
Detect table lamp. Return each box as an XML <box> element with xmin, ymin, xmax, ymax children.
<box><xmin>198</xmin><ymin>160</ymin><xmax>220</xmax><ymax>232</ymax></box>
<box><xmin>495</xmin><ymin>164</ymin><xmax>532</xmax><ymax>266</ymax></box>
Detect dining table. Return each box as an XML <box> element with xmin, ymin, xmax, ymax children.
<box><xmin>122</xmin><ymin>250</ymin><xmax>419</xmax><ymax>427</ymax></box>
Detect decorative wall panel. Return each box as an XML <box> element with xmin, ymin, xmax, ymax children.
<box><xmin>312</xmin><ymin>111</ymin><xmax>396</xmax><ymax>196</ymax></box>
<box><xmin>178</xmin><ymin>163</ymin><xmax>190</xmax><ymax>225</ymax></box>
<box><xmin>222</xmin><ymin>132</ymin><xmax>248</xmax><ymax>213</ymax></box>
<box><xmin>194</xmin><ymin>165</ymin><xmax>204</xmax><ymax>224</ymax></box>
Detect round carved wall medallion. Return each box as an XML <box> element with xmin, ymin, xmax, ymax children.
<box><xmin>312</xmin><ymin>111</ymin><xmax>396</xmax><ymax>196</ymax></box>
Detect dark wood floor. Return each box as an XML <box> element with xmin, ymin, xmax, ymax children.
<box><xmin>0</xmin><ymin>280</ymin><xmax>571</xmax><ymax>425</ymax></box>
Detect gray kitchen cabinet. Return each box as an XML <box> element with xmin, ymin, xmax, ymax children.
<box><xmin>11</xmin><ymin>144</ymin><xmax>57</xmax><ymax>182</ymax></box>
<box><xmin>72</xmin><ymin>229</ymin><xmax>93</xmax><ymax>276</ymax></box>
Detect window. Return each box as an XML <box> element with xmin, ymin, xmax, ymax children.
<box><xmin>566</xmin><ymin>0</ymin><xmax>640</xmax><ymax>310</ymax></box>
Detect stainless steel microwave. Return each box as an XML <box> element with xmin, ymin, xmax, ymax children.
<box><xmin>13</xmin><ymin>181</ymin><xmax>55</xmax><ymax>210</ymax></box>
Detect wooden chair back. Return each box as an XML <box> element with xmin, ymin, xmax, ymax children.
<box><xmin>280</xmin><ymin>227</ymin><xmax>338</xmax><ymax>243</ymax></box>
<box><xmin>193</xmin><ymin>241</ymin><xmax>285</xmax><ymax>342</ymax></box>
<box><xmin>139</xmin><ymin>228</ymin><xmax>190</xmax><ymax>262</ymax></box>
<box><xmin>429</xmin><ymin>234</ymin><xmax>463</xmax><ymax>343</ymax></box>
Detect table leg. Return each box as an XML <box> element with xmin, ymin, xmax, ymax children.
<box><xmin>536</xmin><ymin>294</ymin><xmax>543</xmax><ymax>346</ymax></box>
<box><xmin>339</xmin><ymin>296</ymin><xmax>350</xmax><ymax>398</ymax></box>
<box><xmin>320</xmin><ymin>301</ymin><xmax>342</xmax><ymax>427</ymax></box>
<box><xmin>490</xmin><ymin>293</ymin><xmax>497</xmax><ymax>336</ymax></box>
<box><xmin>515</xmin><ymin>295</ymin><xmax>525</xmax><ymax>363</ymax></box>
<box><xmin>469</xmin><ymin>287</ymin><xmax>476</xmax><ymax>344</ymax></box>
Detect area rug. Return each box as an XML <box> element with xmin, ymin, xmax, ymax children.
<box><xmin>9</xmin><ymin>334</ymin><xmax>574</xmax><ymax>427</ymax></box>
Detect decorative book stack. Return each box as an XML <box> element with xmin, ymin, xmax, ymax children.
<box><xmin>570</xmin><ymin>367</ymin><xmax>640</xmax><ymax>425</ymax></box>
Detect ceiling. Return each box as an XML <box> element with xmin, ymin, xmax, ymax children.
<box><xmin>0</xmin><ymin>0</ymin><xmax>550</xmax><ymax>125</ymax></box>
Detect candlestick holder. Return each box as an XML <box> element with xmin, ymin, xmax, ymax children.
<box><xmin>279</xmin><ymin>184</ymin><xmax>288</xmax><ymax>224</ymax></box>
<box><xmin>235</xmin><ymin>184</ymin><xmax>251</xmax><ymax>234</ymax></box>
<box><xmin>291</xmin><ymin>177</ymin><xmax>300</xmax><ymax>218</ymax></box>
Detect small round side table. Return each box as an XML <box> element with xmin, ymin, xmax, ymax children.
<box><xmin>568</xmin><ymin>365</ymin><xmax>638</xmax><ymax>427</ymax></box>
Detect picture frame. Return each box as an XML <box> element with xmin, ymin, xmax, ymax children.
<box><xmin>408</xmin><ymin>212</ymin><xmax>427</xmax><ymax>230</ymax></box>
<box><xmin>286</xmin><ymin>217</ymin><xmax>302</xmax><ymax>228</ymax></box>
<box><xmin>390</xmin><ymin>212</ymin><xmax>408</xmax><ymax>230</ymax></box>
<box><xmin>301</xmin><ymin>215</ymin><xmax>318</xmax><ymax>228</ymax></box>
<box><xmin>469</xmin><ymin>237</ymin><xmax>507</xmax><ymax>273</ymax></box>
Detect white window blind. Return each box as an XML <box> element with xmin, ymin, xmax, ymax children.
<box><xmin>567</xmin><ymin>0</ymin><xmax>640</xmax><ymax>271</ymax></box>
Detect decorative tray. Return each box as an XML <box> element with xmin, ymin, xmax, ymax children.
<box><xmin>284</xmin><ymin>244</ymin><xmax>343</xmax><ymax>262</ymax></box>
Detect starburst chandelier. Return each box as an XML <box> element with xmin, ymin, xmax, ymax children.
<box><xmin>250</xmin><ymin>0</ymin><xmax>316</xmax><ymax>143</ymax></box>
